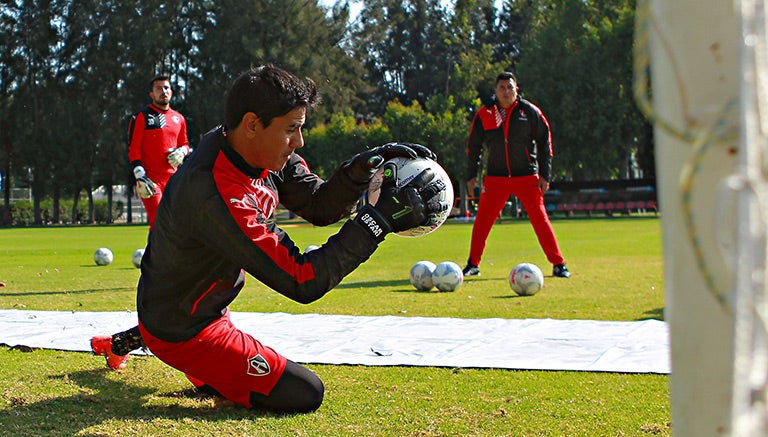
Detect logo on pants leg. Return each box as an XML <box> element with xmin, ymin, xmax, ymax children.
<box><xmin>247</xmin><ymin>354</ymin><xmax>271</xmax><ymax>376</ymax></box>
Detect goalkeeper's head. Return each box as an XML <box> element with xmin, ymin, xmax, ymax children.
<box><xmin>223</xmin><ymin>65</ymin><xmax>322</xmax><ymax>171</ymax></box>
<box><xmin>149</xmin><ymin>75</ymin><xmax>173</xmax><ymax>110</ymax></box>
<box><xmin>224</xmin><ymin>65</ymin><xmax>320</xmax><ymax>131</ymax></box>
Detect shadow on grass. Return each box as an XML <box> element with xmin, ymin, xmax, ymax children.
<box><xmin>335</xmin><ymin>279</ymin><xmax>410</xmax><ymax>289</ymax></box>
<box><xmin>388</xmin><ymin>288</ymin><xmax>447</xmax><ymax>294</ymax></box>
<box><xmin>338</xmin><ymin>277</ymin><xmax>505</xmax><ymax>293</ymax></box>
<box><xmin>0</xmin><ymin>365</ymin><xmax>281</xmax><ymax>436</ymax></box>
<box><xmin>81</xmin><ymin>265</ymin><xmax>140</xmax><ymax>271</ymax></box>
<box><xmin>641</xmin><ymin>307</ymin><xmax>665</xmax><ymax>321</ymax></box>
<box><xmin>0</xmin><ymin>287</ymin><xmax>134</xmax><ymax>297</ymax></box>
<box><xmin>489</xmin><ymin>294</ymin><xmax>526</xmax><ymax>299</ymax></box>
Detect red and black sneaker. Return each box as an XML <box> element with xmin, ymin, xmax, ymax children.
<box><xmin>90</xmin><ymin>335</ymin><xmax>130</xmax><ymax>370</ymax></box>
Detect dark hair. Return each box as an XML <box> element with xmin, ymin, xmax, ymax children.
<box><xmin>225</xmin><ymin>65</ymin><xmax>321</xmax><ymax>129</ymax></box>
<box><xmin>150</xmin><ymin>75</ymin><xmax>170</xmax><ymax>90</ymax></box>
<box><xmin>496</xmin><ymin>72</ymin><xmax>517</xmax><ymax>85</ymax></box>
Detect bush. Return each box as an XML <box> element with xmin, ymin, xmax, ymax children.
<box><xmin>3</xmin><ymin>199</ymin><xmax>124</xmax><ymax>226</ymax></box>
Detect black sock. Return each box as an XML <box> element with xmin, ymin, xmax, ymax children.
<box><xmin>111</xmin><ymin>326</ymin><xmax>145</xmax><ymax>356</ymax></box>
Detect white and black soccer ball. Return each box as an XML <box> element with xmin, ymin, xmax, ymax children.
<box><xmin>432</xmin><ymin>261</ymin><xmax>463</xmax><ymax>292</ymax></box>
<box><xmin>132</xmin><ymin>248</ymin><xmax>145</xmax><ymax>269</ymax></box>
<box><xmin>304</xmin><ymin>244</ymin><xmax>320</xmax><ymax>253</ymax></box>
<box><xmin>366</xmin><ymin>156</ymin><xmax>454</xmax><ymax>237</ymax></box>
<box><xmin>409</xmin><ymin>260</ymin><xmax>436</xmax><ymax>291</ymax></box>
<box><xmin>509</xmin><ymin>262</ymin><xmax>544</xmax><ymax>296</ymax></box>
<box><xmin>94</xmin><ymin>247</ymin><xmax>114</xmax><ymax>266</ymax></box>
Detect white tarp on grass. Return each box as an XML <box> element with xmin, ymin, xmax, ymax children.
<box><xmin>0</xmin><ymin>309</ymin><xmax>670</xmax><ymax>374</ymax></box>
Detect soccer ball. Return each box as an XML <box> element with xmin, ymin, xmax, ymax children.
<box><xmin>93</xmin><ymin>248</ymin><xmax>113</xmax><ymax>266</ymax></box>
<box><xmin>132</xmin><ymin>249</ymin><xmax>145</xmax><ymax>269</ymax></box>
<box><xmin>409</xmin><ymin>260</ymin><xmax>436</xmax><ymax>291</ymax></box>
<box><xmin>509</xmin><ymin>263</ymin><xmax>544</xmax><ymax>296</ymax></box>
<box><xmin>432</xmin><ymin>261</ymin><xmax>463</xmax><ymax>292</ymax></box>
<box><xmin>305</xmin><ymin>244</ymin><xmax>320</xmax><ymax>253</ymax></box>
<box><xmin>366</xmin><ymin>156</ymin><xmax>454</xmax><ymax>237</ymax></box>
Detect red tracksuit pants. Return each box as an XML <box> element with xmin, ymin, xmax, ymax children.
<box><xmin>468</xmin><ymin>175</ymin><xmax>565</xmax><ymax>267</ymax></box>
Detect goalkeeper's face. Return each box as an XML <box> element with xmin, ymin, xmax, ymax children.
<box><xmin>235</xmin><ymin>107</ymin><xmax>306</xmax><ymax>171</ymax></box>
<box><xmin>150</xmin><ymin>79</ymin><xmax>172</xmax><ymax>109</ymax></box>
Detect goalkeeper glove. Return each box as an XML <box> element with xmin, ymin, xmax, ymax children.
<box><xmin>133</xmin><ymin>165</ymin><xmax>157</xmax><ymax>199</ymax></box>
<box><xmin>343</xmin><ymin>142</ymin><xmax>437</xmax><ymax>184</ymax></box>
<box><xmin>355</xmin><ymin>161</ymin><xmax>448</xmax><ymax>242</ymax></box>
<box><xmin>166</xmin><ymin>147</ymin><xmax>188</xmax><ymax>168</ymax></box>
<box><xmin>381</xmin><ymin>142</ymin><xmax>437</xmax><ymax>161</ymax></box>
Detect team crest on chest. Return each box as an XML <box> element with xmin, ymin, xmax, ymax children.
<box><xmin>247</xmin><ymin>354</ymin><xmax>271</xmax><ymax>376</ymax></box>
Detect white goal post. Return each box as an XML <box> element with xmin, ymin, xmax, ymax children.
<box><xmin>636</xmin><ymin>0</ymin><xmax>768</xmax><ymax>435</ymax></box>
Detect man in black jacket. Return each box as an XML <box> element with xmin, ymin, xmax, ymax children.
<box><xmin>92</xmin><ymin>65</ymin><xmax>445</xmax><ymax>413</ymax></box>
<box><xmin>462</xmin><ymin>72</ymin><xmax>570</xmax><ymax>279</ymax></box>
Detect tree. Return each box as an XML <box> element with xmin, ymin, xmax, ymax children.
<box><xmin>516</xmin><ymin>0</ymin><xmax>649</xmax><ymax>180</ymax></box>
<box><xmin>446</xmin><ymin>0</ymin><xmax>502</xmax><ymax>111</ymax></box>
<box><xmin>185</xmin><ymin>0</ymin><xmax>366</xmax><ymax>131</ymax></box>
<box><xmin>6</xmin><ymin>0</ymin><xmax>67</xmax><ymax>224</ymax></box>
<box><xmin>302</xmin><ymin>111</ymin><xmax>392</xmax><ymax>178</ymax></box>
<box><xmin>0</xmin><ymin>3</ymin><xmax>21</xmax><ymax>224</ymax></box>
<box><xmin>352</xmin><ymin>0</ymin><xmax>453</xmax><ymax>113</ymax></box>
<box><xmin>495</xmin><ymin>0</ymin><xmax>536</xmax><ymax>68</ymax></box>
<box><xmin>380</xmin><ymin>98</ymin><xmax>468</xmax><ymax>192</ymax></box>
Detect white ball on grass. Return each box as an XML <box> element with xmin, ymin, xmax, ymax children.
<box><xmin>432</xmin><ymin>261</ymin><xmax>463</xmax><ymax>292</ymax></box>
<box><xmin>132</xmin><ymin>249</ymin><xmax>145</xmax><ymax>269</ymax></box>
<box><xmin>509</xmin><ymin>263</ymin><xmax>544</xmax><ymax>296</ymax></box>
<box><xmin>409</xmin><ymin>260</ymin><xmax>436</xmax><ymax>291</ymax></box>
<box><xmin>94</xmin><ymin>248</ymin><xmax>114</xmax><ymax>266</ymax></box>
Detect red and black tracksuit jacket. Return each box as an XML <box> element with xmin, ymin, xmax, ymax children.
<box><xmin>127</xmin><ymin>103</ymin><xmax>189</xmax><ymax>185</ymax></box>
<box><xmin>137</xmin><ymin>126</ymin><xmax>378</xmax><ymax>342</ymax></box>
<box><xmin>465</xmin><ymin>98</ymin><xmax>553</xmax><ymax>181</ymax></box>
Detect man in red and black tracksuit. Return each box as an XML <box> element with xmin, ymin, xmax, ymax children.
<box><xmin>92</xmin><ymin>65</ymin><xmax>446</xmax><ymax>414</ymax></box>
<box><xmin>462</xmin><ymin>72</ymin><xmax>570</xmax><ymax>279</ymax></box>
<box><xmin>127</xmin><ymin>75</ymin><xmax>190</xmax><ymax>230</ymax></box>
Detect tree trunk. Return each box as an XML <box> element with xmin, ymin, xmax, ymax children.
<box><xmin>106</xmin><ymin>184</ymin><xmax>114</xmax><ymax>224</ymax></box>
<box><xmin>32</xmin><ymin>166</ymin><xmax>45</xmax><ymax>225</ymax></box>
<box><xmin>87</xmin><ymin>185</ymin><xmax>94</xmax><ymax>224</ymax></box>
<box><xmin>33</xmin><ymin>182</ymin><xmax>42</xmax><ymax>225</ymax></box>
<box><xmin>127</xmin><ymin>175</ymin><xmax>133</xmax><ymax>224</ymax></box>
<box><xmin>0</xmin><ymin>118</ymin><xmax>12</xmax><ymax>226</ymax></box>
<box><xmin>52</xmin><ymin>187</ymin><xmax>60</xmax><ymax>224</ymax></box>
<box><xmin>71</xmin><ymin>189</ymin><xmax>80</xmax><ymax>224</ymax></box>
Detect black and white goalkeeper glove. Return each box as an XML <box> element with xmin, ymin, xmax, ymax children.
<box><xmin>166</xmin><ymin>147</ymin><xmax>188</xmax><ymax>168</ymax></box>
<box><xmin>382</xmin><ymin>142</ymin><xmax>436</xmax><ymax>161</ymax></box>
<box><xmin>344</xmin><ymin>142</ymin><xmax>437</xmax><ymax>184</ymax></box>
<box><xmin>355</xmin><ymin>161</ymin><xmax>447</xmax><ymax>242</ymax></box>
<box><xmin>133</xmin><ymin>165</ymin><xmax>157</xmax><ymax>199</ymax></box>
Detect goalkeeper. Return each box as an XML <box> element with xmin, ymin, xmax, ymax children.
<box><xmin>127</xmin><ymin>75</ymin><xmax>190</xmax><ymax>230</ymax></box>
<box><xmin>91</xmin><ymin>65</ymin><xmax>447</xmax><ymax>414</ymax></box>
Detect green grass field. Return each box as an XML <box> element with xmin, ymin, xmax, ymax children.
<box><xmin>0</xmin><ymin>216</ymin><xmax>669</xmax><ymax>436</ymax></box>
